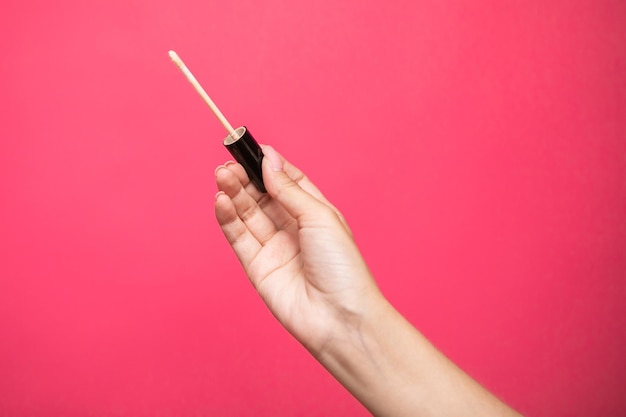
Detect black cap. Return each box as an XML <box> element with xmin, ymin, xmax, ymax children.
<box><xmin>223</xmin><ymin>126</ymin><xmax>266</xmax><ymax>193</ymax></box>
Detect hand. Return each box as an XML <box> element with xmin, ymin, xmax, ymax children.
<box><xmin>214</xmin><ymin>145</ymin><xmax>384</xmax><ymax>355</ymax></box>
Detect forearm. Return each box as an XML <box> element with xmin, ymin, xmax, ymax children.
<box><xmin>314</xmin><ymin>295</ymin><xmax>521</xmax><ymax>417</ymax></box>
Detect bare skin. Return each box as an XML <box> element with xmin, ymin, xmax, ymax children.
<box><xmin>214</xmin><ymin>145</ymin><xmax>521</xmax><ymax>417</ymax></box>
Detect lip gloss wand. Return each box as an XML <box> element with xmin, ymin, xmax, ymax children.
<box><xmin>168</xmin><ymin>50</ymin><xmax>266</xmax><ymax>193</ymax></box>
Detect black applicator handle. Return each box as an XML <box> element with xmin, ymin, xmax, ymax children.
<box><xmin>223</xmin><ymin>126</ymin><xmax>266</xmax><ymax>193</ymax></box>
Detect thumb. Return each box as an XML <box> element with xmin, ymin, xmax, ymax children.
<box><xmin>261</xmin><ymin>145</ymin><xmax>326</xmax><ymax>221</ymax></box>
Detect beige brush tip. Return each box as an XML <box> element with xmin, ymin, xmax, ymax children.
<box><xmin>168</xmin><ymin>50</ymin><xmax>182</xmax><ymax>67</ymax></box>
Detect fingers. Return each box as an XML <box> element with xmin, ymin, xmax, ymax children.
<box><xmin>215</xmin><ymin>145</ymin><xmax>351</xmax><ymax>239</ymax></box>
<box><xmin>221</xmin><ymin>161</ymin><xmax>297</xmax><ymax>233</ymax></box>
<box><xmin>214</xmin><ymin>191</ymin><xmax>262</xmax><ymax>269</ymax></box>
<box><xmin>223</xmin><ymin>161</ymin><xmax>265</xmax><ymax>202</ymax></box>
<box><xmin>215</xmin><ymin>166</ymin><xmax>278</xmax><ymax>245</ymax></box>
<box><xmin>223</xmin><ymin>149</ymin><xmax>337</xmax><ymax>218</ymax></box>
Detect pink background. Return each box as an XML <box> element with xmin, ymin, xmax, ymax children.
<box><xmin>1</xmin><ymin>0</ymin><xmax>625</xmax><ymax>415</ymax></box>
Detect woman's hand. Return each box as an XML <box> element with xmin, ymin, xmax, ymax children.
<box><xmin>214</xmin><ymin>145</ymin><xmax>383</xmax><ymax>355</ymax></box>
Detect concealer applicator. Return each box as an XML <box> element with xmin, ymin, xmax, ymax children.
<box><xmin>168</xmin><ymin>50</ymin><xmax>266</xmax><ymax>193</ymax></box>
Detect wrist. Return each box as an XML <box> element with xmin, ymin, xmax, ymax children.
<box><xmin>311</xmin><ymin>291</ymin><xmax>414</xmax><ymax>416</ymax></box>
<box><xmin>312</xmin><ymin>287</ymin><xmax>394</xmax><ymax>374</ymax></box>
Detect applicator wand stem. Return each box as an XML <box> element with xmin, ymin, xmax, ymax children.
<box><xmin>168</xmin><ymin>50</ymin><xmax>238</xmax><ymax>139</ymax></box>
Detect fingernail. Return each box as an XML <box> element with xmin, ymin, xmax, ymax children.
<box><xmin>215</xmin><ymin>191</ymin><xmax>226</xmax><ymax>201</ymax></box>
<box><xmin>262</xmin><ymin>145</ymin><xmax>283</xmax><ymax>172</ymax></box>
<box><xmin>224</xmin><ymin>160</ymin><xmax>236</xmax><ymax>167</ymax></box>
<box><xmin>214</xmin><ymin>165</ymin><xmax>225</xmax><ymax>176</ymax></box>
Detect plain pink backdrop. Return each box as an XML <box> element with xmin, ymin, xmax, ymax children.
<box><xmin>1</xmin><ymin>0</ymin><xmax>625</xmax><ymax>416</ymax></box>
